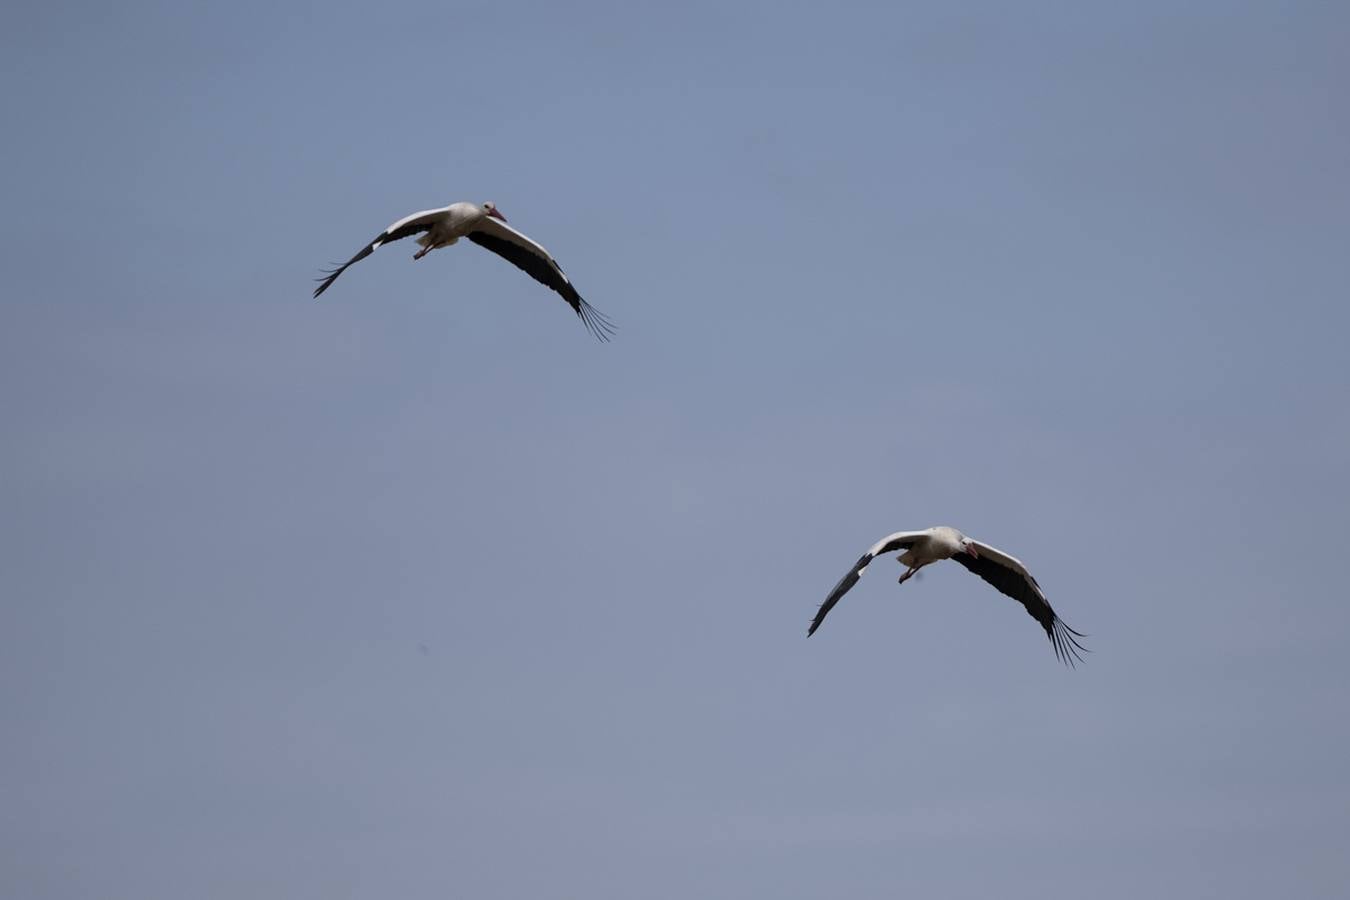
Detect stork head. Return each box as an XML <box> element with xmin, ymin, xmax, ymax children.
<box><xmin>482</xmin><ymin>201</ymin><xmax>507</xmax><ymax>222</ymax></box>
<box><xmin>962</xmin><ymin>537</ymin><xmax>979</xmax><ymax>559</ymax></box>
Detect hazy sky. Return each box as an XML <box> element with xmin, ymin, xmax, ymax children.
<box><xmin>3</xmin><ymin>2</ymin><xmax>1348</xmax><ymax>898</ymax></box>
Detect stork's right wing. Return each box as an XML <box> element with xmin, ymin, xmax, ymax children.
<box><xmin>807</xmin><ymin>531</ymin><xmax>928</xmax><ymax>637</ymax></box>
<box><xmin>313</xmin><ymin>207</ymin><xmax>451</xmax><ymax>299</ymax></box>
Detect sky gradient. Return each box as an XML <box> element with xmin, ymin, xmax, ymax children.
<box><xmin>3</xmin><ymin>2</ymin><xmax>1349</xmax><ymax>898</ymax></box>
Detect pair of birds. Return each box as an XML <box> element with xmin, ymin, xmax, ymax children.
<box><xmin>315</xmin><ymin>200</ymin><xmax>1087</xmax><ymax>667</ymax></box>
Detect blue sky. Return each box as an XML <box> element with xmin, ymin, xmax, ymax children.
<box><xmin>3</xmin><ymin>2</ymin><xmax>1349</xmax><ymax>898</ymax></box>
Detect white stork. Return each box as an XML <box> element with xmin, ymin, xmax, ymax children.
<box><xmin>808</xmin><ymin>526</ymin><xmax>1087</xmax><ymax>666</ymax></box>
<box><xmin>313</xmin><ymin>200</ymin><xmax>614</xmax><ymax>341</ymax></box>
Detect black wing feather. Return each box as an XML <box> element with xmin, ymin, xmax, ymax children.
<box><xmin>949</xmin><ymin>554</ymin><xmax>1089</xmax><ymax>666</ymax></box>
<box><xmin>808</xmin><ymin>553</ymin><xmax>872</xmax><ymax>637</ymax></box>
<box><xmin>808</xmin><ymin>536</ymin><xmax>920</xmax><ymax>637</ymax></box>
<box><xmin>466</xmin><ymin>232</ymin><xmax>615</xmax><ymax>341</ymax></box>
<box><xmin>312</xmin><ymin>220</ymin><xmax>436</xmax><ymax>299</ymax></box>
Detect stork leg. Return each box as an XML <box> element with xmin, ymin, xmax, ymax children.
<box><xmin>413</xmin><ymin>245</ymin><xmax>433</xmax><ymax>260</ymax></box>
<box><xmin>897</xmin><ymin>566</ymin><xmax>919</xmax><ymax>585</ymax></box>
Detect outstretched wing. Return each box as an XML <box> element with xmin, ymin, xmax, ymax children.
<box><xmin>808</xmin><ymin>531</ymin><xmax>928</xmax><ymax>637</ymax></box>
<box><xmin>951</xmin><ymin>539</ymin><xmax>1088</xmax><ymax>666</ymax></box>
<box><xmin>313</xmin><ymin>207</ymin><xmax>450</xmax><ymax>299</ymax></box>
<box><xmin>467</xmin><ymin>217</ymin><xmax>615</xmax><ymax>341</ymax></box>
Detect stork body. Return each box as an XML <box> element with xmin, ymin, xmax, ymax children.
<box><xmin>408</xmin><ymin>201</ymin><xmax>490</xmax><ymax>259</ymax></box>
<box><xmin>891</xmin><ymin>525</ymin><xmax>967</xmax><ymax>583</ymax></box>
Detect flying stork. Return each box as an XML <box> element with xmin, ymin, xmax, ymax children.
<box><xmin>808</xmin><ymin>526</ymin><xmax>1087</xmax><ymax>666</ymax></box>
<box><xmin>313</xmin><ymin>200</ymin><xmax>614</xmax><ymax>341</ymax></box>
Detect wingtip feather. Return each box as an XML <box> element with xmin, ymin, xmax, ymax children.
<box><xmin>575</xmin><ymin>298</ymin><xmax>617</xmax><ymax>342</ymax></box>
<box><xmin>1048</xmin><ymin>617</ymin><xmax>1089</xmax><ymax>668</ymax></box>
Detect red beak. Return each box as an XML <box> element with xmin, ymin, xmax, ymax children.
<box><xmin>487</xmin><ymin>207</ymin><xmax>507</xmax><ymax>222</ymax></box>
<box><xmin>966</xmin><ymin>545</ymin><xmax>979</xmax><ymax>558</ymax></box>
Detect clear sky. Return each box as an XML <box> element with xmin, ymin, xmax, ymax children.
<box><xmin>3</xmin><ymin>2</ymin><xmax>1349</xmax><ymax>898</ymax></box>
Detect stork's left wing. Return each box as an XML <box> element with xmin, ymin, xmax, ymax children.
<box><xmin>952</xmin><ymin>540</ymin><xmax>1088</xmax><ymax>666</ymax></box>
<box><xmin>467</xmin><ymin>217</ymin><xmax>615</xmax><ymax>341</ymax></box>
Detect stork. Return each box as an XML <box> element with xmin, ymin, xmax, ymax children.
<box><xmin>808</xmin><ymin>526</ymin><xmax>1087</xmax><ymax>666</ymax></box>
<box><xmin>313</xmin><ymin>200</ymin><xmax>614</xmax><ymax>341</ymax></box>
